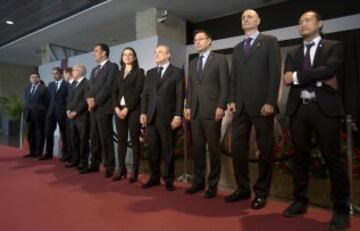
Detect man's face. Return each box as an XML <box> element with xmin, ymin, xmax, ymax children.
<box><xmin>194</xmin><ymin>32</ymin><xmax>211</xmax><ymax>53</ymax></box>
<box><xmin>71</xmin><ymin>68</ymin><xmax>81</xmax><ymax>80</ymax></box>
<box><xmin>155</xmin><ymin>46</ymin><xmax>170</xmax><ymax>65</ymax></box>
<box><xmin>63</xmin><ymin>71</ymin><xmax>72</xmax><ymax>81</ymax></box>
<box><xmin>298</xmin><ymin>12</ymin><xmax>323</xmax><ymax>38</ymax></box>
<box><xmin>51</xmin><ymin>69</ymin><xmax>62</xmax><ymax>81</ymax></box>
<box><xmin>93</xmin><ymin>45</ymin><xmax>106</xmax><ymax>63</ymax></box>
<box><xmin>241</xmin><ymin>10</ymin><xmax>260</xmax><ymax>31</ymax></box>
<box><xmin>29</xmin><ymin>74</ymin><xmax>40</xmax><ymax>85</ymax></box>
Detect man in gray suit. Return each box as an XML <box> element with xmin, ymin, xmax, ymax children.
<box><xmin>184</xmin><ymin>29</ymin><xmax>229</xmax><ymax>199</ymax></box>
<box><xmin>226</xmin><ymin>9</ymin><xmax>281</xmax><ymax>209</ymax></box>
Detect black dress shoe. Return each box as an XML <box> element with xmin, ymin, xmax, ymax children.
<box><xmin>112</xmin><ymin>168</ymin><xmax>127</xmax><ymax>181</ymax></box>
<box><xmin>329</xmin><ymin>211</ymin><xmax>350</xmax><ymax>231</ymax></box>
<box><xmin>185</xmin><ymin>184</ymin><xmax>205</xmax><ymax>194</ymax></box>
<box><xmin>166</xmin><ymin>182</ymin><xmax>175</xmax><ymax>192</ymax></box>
<box><xmin>224</xmin><ymin>190</ymin><xmax>251</xmax><ymax>202</ymax></box>
<box><xmin>251</xmin><ymin>196</ymin><xmax>267</xmax><ymax>209</ymax></box>
<box><xmin>204</xmin><ymin>188</ymin><xmax>217</xmax><ymax>199</ymax></box>
<box><xmin>24</xmin><ymin>153</ymin><xmax>36</xmax><ymax>158</ymax></box>
<box><xmin>79</xmin><ymin>166</ymin><xmax>99</xmax><ymax>174</ymax></box>
<box><xmin>128</xmin><ymin>174</ymin><xmax>138</xmax><ymax>183</ymax></box>
<box><xmin>283</xmin><ymin>201</ymin><xmax>308</xmax><ymax>217</ymax></box>
<box><xmin>104</xmin><ymin>170</ymin><xmax>114</xmax><ymax>178</ymax></box>
<box><xmin>142</xmin><ymin>180</ymin><xmax>160</xmax><ymax>189</ymax></box>
<box><xmin>65</xmin><ymin>162</ymin><xmax>78</xmax><ymax>168</ymax></box>
<box><xmin>39</xmin><ymin>155</ymin><xmax>53</xmax><ymax>160</ymax></box>
<box><xmin>60</xmin><ymin>156</ymin><xmax>71</xmax><ymax>162</ymax></box>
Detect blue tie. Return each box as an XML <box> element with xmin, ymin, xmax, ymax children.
<box><xmin>244</xmin><ymin>37</ymin><xmax>253</xmax><ymax>56</ymax></box>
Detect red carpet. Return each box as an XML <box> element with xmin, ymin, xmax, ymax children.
<box><xmin>0</xmin><ymin>144</ymin><xmax>359</xmax><ymax>231</ymax></box>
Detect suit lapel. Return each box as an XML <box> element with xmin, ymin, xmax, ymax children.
<box><xmin>313</xmin><ymin>39</ymin><xmax>324</xmax><ymax>68</ymax></box>
<box><xmin>157</xmin><ymin>65</ymin><xmax>172</xmax><ymax>89</ymax></box>
<box><xmin>295</xmin><ymin>44</ymin><xmax>304</xmax><ymax>70</ymax></box>
<box><xmin>244</xmin><ymin>33</ymin><xmax>263</xmax><ymax>61</ymax></box>
<box><xmin>199</xmin><ymin>52</ymin><xmax>214</xmax><ymax>83</ymax></box>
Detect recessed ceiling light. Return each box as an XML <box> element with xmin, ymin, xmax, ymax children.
<box><xmin>6</xmin><ymin>20</ymin><xmax>14</xmax><ymax>25</ymax></box>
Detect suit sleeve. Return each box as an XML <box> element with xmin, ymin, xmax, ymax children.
<box><xmin>217</xmin><ymin>55</ymin><xmax>230</xmax><ymax>109</ymax></box>
<box><xmin>297</xmin><ymin>41</ymin><xmax>344</xmax><ymax>85</ymax></box>
<box><xmin>94</xmin><ymin>63</ymin><xmax>119</xmax><ymax>106</ymax></box>
<box><xmin>74</xmin><ymin>82</ymin><xmax>89</xmax><ymax>114</ymax></box>
<box><xmin>175</xmin><ymin>69</ymin><xmax>184</xmax><ymax>117</ymax></box>
<box><xmin>266</xmin><ymin>37</ymin><xmax>281</xmax><ymax>107</ymax></box>
<box><xmin>111</xmin><ymin>74</ymin><xmax>120</xmax><ymax>109</ymax></box>
<box><xmin>230</xmin><ymin>49</ymin><xmax>238</xmax><ymax>103</ymax></box>
<box><xmin>140</xmin><ymin>71</ymin><xmax>150</xmax><ymax>114</ymax></box>
<box><xmin>185</xmin><ymin>63</ymin><xmax>193</xmax><ymax>110</ymax></box>
<box><xmin>127</xmin><ymin>69</ymin><xmax>145</xmax><ymax>112</ymax></box>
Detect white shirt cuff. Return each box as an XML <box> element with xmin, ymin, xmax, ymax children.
<box><xmin>293</xmin><ymin>72</ymin><xmax>299</xmax><ymax>85</ymax></box>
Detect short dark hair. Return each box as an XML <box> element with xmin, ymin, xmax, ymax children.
<box><xmin>52</xmin><ymin>67</ymin><xmax>62</xmax><ymax>73</ymax></box>
<box><xmin>120</xmin><ymin>47</ymin><xmax>139</xmax><ymax>70</ymax></box>
<box><xmin>96</xmin><ymin>43</ymin><xmax>110</xmax><ymax>57</ymax></box>
<box><xmin>193</xmin><ymin>29</ymin><xmax>212</xmax><ymax>40</ymax></box>
<box><xmin>63</xmin><ymin>67</ymin><xmax>72</xmax><ymax>74</ymax></box>
<box><xmin>31</xmin><ymin>72</ymin><xmax>41</xmax><ymax>78</ymax></box>
<box><xmin>301</xmin><ymin>10</ymin><xmax>324</xmax><ymax>36</ymax></box>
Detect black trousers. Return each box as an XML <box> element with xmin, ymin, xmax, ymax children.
<box><xmin>147</xmin><ymin>116</ymin><xmax>176</xmax><ymax>183</ymax></box>
<box><xmin>27</xmin><ymin>110</ymin><xmax>46</xmax><ymax>155</ymax></box>
<box><xmin>190</xmin><ymin>118</ymin><xmax>221</xmax><ymax>189</ymax></box>
<box><xmin>72</xmin><ymin>118</ymin><xmax>90</xmax><ymax>167</ymax></box>
<box><xmin>89</xmin><ymin>112</ymin><xmax>115</xmax><ymax>171</ymax></box>
<box><xmin>231</xmin><ymin>109</ymin><xmax>274</xmax><ymax>197</ymax></box>
<box><xmin>290</xmin><ymin>102</ymin><xmax>349</xmax><ymax>212</ymax></box>
<box><xmin>115</xmin><ymin>107</ymin><xmax>141</xmax><ymax>175</ymax></box>
<box><xmin>65</xmin><ymin>118</ymin><xmax>75</xmax><ymax>160</ymax></box>
<box><xmin>45</xmin><ymin>113</ymin><xmax>67</xmax><ymax>157</ymax></box>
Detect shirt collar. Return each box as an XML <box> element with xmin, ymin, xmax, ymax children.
<box><xmin>99</xmin><ymin>59</ymin><xmax>109</xmax><ymax>67</ymax></box>
<box><xmin>77</xmin><ymin>77</ymin><xmax>85</xmax><ymax>84</ymax></box>
<box><xmin>200</xmin><ymin>49</ymin><xmax>211</xmax><ymax>59</ymax></box>
<box><xmin>158</xmin><ymin>62</ymin><xmax>170</xmax><ymax>71</ymax></box>
<box><xmin>303</xmin><ymin>35</ymin><xmax>321</xmax><ymax>47</ymax></box>
<box><xmin>245</xmin><ymin>30</ymin><xmax>260</xmax><ymax>41</ymax></box>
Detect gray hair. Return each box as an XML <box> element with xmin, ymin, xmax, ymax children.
<box><xmin>72</xmin><ymin>64</ymin><xmax>87</xmax><ymax>76</ymax></box>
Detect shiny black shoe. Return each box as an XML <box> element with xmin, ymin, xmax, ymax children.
<box><xmin>185</xmin><ymin>184</ymin><xmax>205</xmax><ymax>194</ymax></box>
<box><xmin>39</xmin><ymin>155</ymin><xmax>53</xmax><ymax>160</ymax></box>
<box><xmin>329</xmin><ymin>211</ymin><xmax>350</xmax><ymax>231</ymax></box>
<box><xmin>65</xmin><ymin>162</ymin><xmax>78</xmax><ymax>168</ymax></box>
<box><xmin>128</xmin><ymin>174</ymin><xmax>138</xmax><ymax>183</ymax></box>
<box><xmin>104</xmin><ymin>170</ymin><xmax>114</xmax><ymax>178</ymax></box>
<box><xmin>79</xmin><ymin>166</ymin><xmax>99</xmax><ymax>174</ymax></box>
<box><xmin>142</xmin><ymin>179</ymin><xmax>160</xmax><ymax>189</ymax></box>
<box><xmin>60</xmin><ymin>156</ymin><xmax>71</xmax><ymax>162</ymax></box>
<box><xmin>224</xmin><ymin>189</ymin><xmax>251</xmax><ymax>203</ymax></box>
<box><xmin>251</xmin><ymin>196</ymin><xmax>267</xmax><ymax>209</ymax></box>
<box><xmin>112</xmin><ymin>168</ymin><xmax>127</xmax><ymax>181</ymax></box>
<box><xmin>204</xmin><ymin>188</ymin><xmax>217</xmax><ymax>199</ymax></box>
<box><xmin>165</xmin><ymin>182</ymin><xmax>175</xmax><ymax>192</ymax></box>
<box><xmin>23</xmin><ymin>153</ymin><xmax>36</xmax><ymax>158</ymax></box>
<box><xmin>283</xmin><ymin>201</ymin><xmax>308</xmax><ymax>217</ymax></box>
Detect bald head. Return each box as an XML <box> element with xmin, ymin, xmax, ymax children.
<box><xmin>241</xmin><ymin>9</ymin><xmax>261</xmax><ymax>34</ymax></box>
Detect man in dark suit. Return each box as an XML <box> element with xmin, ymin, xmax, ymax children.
<box><xmin>61</xmin><ymin>67</ymin><xmax>75</xmax><ymax>162</ymax></box>
<box><xmin>40</xmin><ymin>67</ymin><xmax>69</xmax><ymax>160</ymax></box>
<box><xmin>65</xmin><ymin>64</ymin><xmax>90</xmax><ymax>172</ymax></box>
<box><xmin>82</xmin><ymin>43</ymin><xmax>119</xmax><ymax>177</ymax></box>
<box><xmin>282</xmin><ymin>11</ymin><xmax>350</xmax><ymax>230</ymax></box>
<box><xmin>226</xmin><ymin>9</ymin><xmax>281</xmax><ymax>209</ymax></box>
<box><xmin>23</xmin><ymin>73</ymin><xmax>49</xmax><ymax>158</ymax></box>
<box><xmin>184</xmin><ymin>30</ymin><xmax>229</xmax><ymax>199</ymax></box>
<box><xmin>140</xmin><ymin>44</ymin><xmax>184</xmax><ymax>191</ymax></box>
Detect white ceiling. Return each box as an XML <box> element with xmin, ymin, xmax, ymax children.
<box><xmin>0</xmin><ymin>0</ymin><xmax>285</xmax><ymax>66</ymax></box>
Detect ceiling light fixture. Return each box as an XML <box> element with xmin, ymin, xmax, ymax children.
<box><xmin>6</xmin><ymin>20</ymin><xmax>14</xmax><ymax>25</ymax></box>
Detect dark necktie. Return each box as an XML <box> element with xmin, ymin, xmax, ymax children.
<box><xmin>244</xmin><ymin>37</ymin><xmax>253</xmax><ymax>56</ymax></box>
<box><xmin>158</xmin><ymin>66</ymin><xmax>164</xmax><ymax>79</ymax></box>
<box><xmin>55</xmin><ymin>81</ymin><xmax>59</xmax><ymax>91</ymax></box>
<box><xmin>73</xmin><ymin>80</ymin><xmax>78</xmax><ymax>87</ymax></box>
<box><xmin>93</xmin><ymin>65</ymin><xmax>101</xmax><ymax>79</ymax></box>
<box><xmin>303</xmin><ymin>42</ymin><xmax>315</xmax><ymax>70</ymax></box>
<box><xmin>197</xmin><ymin>55</ymin><xmax>204</xmax><ymax>72</ymax></box>
<box><xmin>30</xmin><ymin>85</ymin><xmax>36</xmax><ymax>96</ymax></box>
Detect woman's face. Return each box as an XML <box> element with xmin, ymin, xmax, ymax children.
<box><xmin>122</xmin><ymin>49</ymin><xmax>135</xmax><ymax>65</ymax></box>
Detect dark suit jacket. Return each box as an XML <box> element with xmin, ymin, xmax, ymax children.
<box><xmin>186</xmin><ymin>51</ymin><xmax>229</xmax><ymax>119</ymax></box>
<box><xmin>47</xmin><ymin>80</ymin><xmax>69</xmax><ymax>118</ymax></box>
<box><xmin>87</xmin><ymin>61</ymin><xmax>119</xmax><ymax>114</ymax></box>
<box><xmin>230</xmin><ymin>33</ymin><xmax>281</xmax><ymax>116</ymax></box>
<box><xmin>24</xmin><ymin>82</ymin><xmax>49</xmax><ymax>120</ymax></box>
<box><xmin>141</xmin><ymin>64</ymin><xmax>184</xmax><ymax>125</ymax></box>
<box><xmin>284</xmin><ymin>39</ymin><xmax>344</xmax><ymax>117</ymax></box>
<box><xmin>67</xmin><ymin>78</ymin><xmax>89</xmax><ymax>121</ymax></box>
<box><xmin>112</xmin><ymin>68</ymin><xmax>145</xmax><ymax>112</ymax></box>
